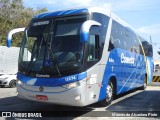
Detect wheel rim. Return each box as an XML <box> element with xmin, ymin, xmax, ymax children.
<box><xmin>144</xmin><ymin>76</ymin><xmax>147</xmax><ymax>87</ymax></box>
<box><xmin>106</xmin><ymin>84</ymin><xmax>113</xmax><ymax>101</ymax></box>
<box><xmin>10</xmin><ymin>81</ymin><xmax>16</xmax><ymax>87</ymax></box>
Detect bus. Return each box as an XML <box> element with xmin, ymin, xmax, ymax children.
<box><xmin>6</xmin><ymin>7</ymin><xmax>153</xmax><ymax>106</ymax></box>
<box><xmin>141</xmin><ymin>41</ymin><xmax>153</xmax><ymax>84</ymax></box>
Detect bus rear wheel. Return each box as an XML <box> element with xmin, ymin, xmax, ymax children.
<box><xmin>140</xmin><ymin>75</ymin><xmax>147</xmax><ymax>90</ymax></box>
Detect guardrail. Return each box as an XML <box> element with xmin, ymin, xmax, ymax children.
<box><xmin>152</xmin><ymin>72</ymin><xmax>160</xmax><ymax>82</ymax></box>
<box><xmin>153</xmin><ymin>76</ymin><xmax>160</xmax><ymax>82</ymax></box>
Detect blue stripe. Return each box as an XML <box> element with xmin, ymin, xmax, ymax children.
<box><xmin>33</xmin><ymin>8</ymin><xmax>88</xmax><ymax>19</ymax></box>
<box><xmin>80</xmin><ymin>32</ymin><xmax>89</xmax><ymax>43</ymax></box>
<box><xmin>6</xmin><ymin>38</ymin><xmax>11</xmax><ymax>48</ymax></box>
<box><xmin>128</xmin><ymin>70</ymin><xmax>145</xmax><ymax>90</ymax></box>
<box><xmin>17</xmin><ymin>72</ymin><xmax>87</xmax><ymax>87</ymax></box>
<box><xmin>98</xmin><ymin>48</ymin><xmax>146</xmax><ymax>101</ymax></box>
<box><xmin>118</xmin><ymin>58</ymin><xmax>143</xmax><ymax>94</ymax></box>
<box><xmin>64</xmin><ymin>9</ymin><xmax>79</xmax><ymax>15</ymax></box>
<box><xmin>58</xmin><ymin>10</ymin><xmax>67</xmax><ymax>15</ymax></box>
<box><xmin>39</xmin><ymin>12</ymin><xmax>52</xmax><ymax>18</ymax></box>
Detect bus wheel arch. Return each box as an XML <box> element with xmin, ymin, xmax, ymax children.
<box><xmin>100</xmin><ymin>76</ymin><xmax>117</xmax><ymax>106</ymax></box>
<box><xmin>144</xmin><ymin>73</ymin><xmax>147</xmax><ymax>89</ymax></box>
<box><xmin>145</xmin><ymin>73</ymin><xmax>147</xmax><ymax>84</ymax></box>
<box><xmin>109</xmin><ymin>76</ymin><xmax>117</xmax><ymax>97</ymax></box>
<box><xmin>140</xmin><ymin>73</ymin><xmax>147</xmax><ymax>90</ymax></box>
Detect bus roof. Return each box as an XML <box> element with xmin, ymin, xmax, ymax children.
<box><xmin>33</xmin><ymin>8</ymin><xmax>89</xmax><ymax>19</ymax></box>
<box><xmin>33</xmin><ymin>7</ymin><xmax>133</xmax><ymax>32</ymax></box>
<box><xmin>32</xmin><ymin>7</ymin><xmax>149</xmax><ymax>42</ymax></box>
<box><xmin>33</xmin><ymin>7</ymin><xmax>111</xmax><ymax>18</ymax></box>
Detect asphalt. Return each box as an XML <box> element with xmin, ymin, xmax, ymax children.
<box><xmin>0</xmin><ymin>85</ymin><xmax>160</xmax><ymax>120</ymax></box>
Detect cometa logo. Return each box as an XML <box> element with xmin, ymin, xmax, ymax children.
<box><xmin>36</xmin><ymin>74</ymin><xmax>50</xmax><ymax>78</ymax></box>
<box><xmin>121</xmin><ymin>53</ymin><xmax>135</xmax><ymax>64</ymax></box>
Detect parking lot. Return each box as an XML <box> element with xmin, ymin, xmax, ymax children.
<box><xmin>0</xmin><ymin>85</ymin><xmax>160</xmax><ymax>119</ymax></box>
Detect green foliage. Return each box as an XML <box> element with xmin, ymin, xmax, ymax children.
<box><xmin>0</xmin><ymin>0</ymin><xmax>48</xmax><ymax>47</ymax></box>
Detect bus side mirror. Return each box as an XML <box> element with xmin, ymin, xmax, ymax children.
<box><xmin>80</xmin><ymin>20</ymin><xmax>101</xmax><ymax>43</ymax></box>
<box><xmin>6</xmin><ymin>28</ymin><xmax>26</xmax><ymax>47</ymax></box>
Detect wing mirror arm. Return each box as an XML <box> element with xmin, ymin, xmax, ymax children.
<box><xmin>6</xmin><ymin>27</ymin><xmax>26</xmax><ymax>47</ymax></box>
<box><xmin>80</xmin><ymin>20</ymin><xmax>101</xmax><ymax>43</ymax></box>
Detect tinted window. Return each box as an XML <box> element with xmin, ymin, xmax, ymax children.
<box><xmin>109</xmin><ymin>20</ymin><xmax>124</xmax><ymax>50</ymax></box>
<box><xmin>141</xmin><ymin>40</ymin><xmax>153</xmax><ymax>57</ymax></box>
<box><xmin>109</xmin><ymin>20</ymin><xmax>148</xmax><ymax>55</ymax></box>
<box><xmin>130</xmin><ymin>33</ymin><xmax>141</xmax><ymax>53</ymax></box>
<box><xmin>88</xmin><ymin>35</ymin><xmax>99</xmax><ymax>61</ymax></box>
<box><xmin>54</xmin><ymin>17</ymin><xmax>86</xmax><ymax>36</ymax></box>
<box><xmin>92</xmin><ymin>13</ymin><xmax>109</xmax><ymax>58</ymax></box>
<box><xmin>124</xmin><ymin>29</ymin><xmax>131</xmax><ymax>50</ymax></box>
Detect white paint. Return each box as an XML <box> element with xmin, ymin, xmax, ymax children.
<box><xmin>90</xmin><ymin>74</ymin><xmax>97</xmax><ymax>84</ymax></box>
<box><xmin>90</xmin><ymin>78</ymin><xmax>97</xmax><ymax>84</ymax></box>
<box><xmin>33</xmin><ymin>21</ymin><xmax>49</xmax><ymax>26</ymax></box>
<box><xmin>7</xmin><ymin>28</ymin><xmax>25</xmax><ymax>41</ymax></box>
<box><xmin>27</xmin><ymin>79</ymin><xmax>37</xmax><ymax>85</ymax></box>
<box><xmin>89</xmin><ymin>91</ymin><xmax>94</xmax><ymax>100</ymax></box>
<box><xmin>81</xmin><ymin>20</ymin><xmax>101</xmax><ymax>33</ymax></box>
<box><xmin>109</xmin><ymin>58</ymin><xmax>114</xmax><ymax>63</ymax></box>
<box><xmin>91</xmin><ymin>74</ymin><xmax>97</xmax><ymax>78</ymax></box>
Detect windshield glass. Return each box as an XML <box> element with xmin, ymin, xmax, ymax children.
<box><xmin>19</xmin><ymin>16</ymin><xmax>87</xmax><ymax>77</ymax></box>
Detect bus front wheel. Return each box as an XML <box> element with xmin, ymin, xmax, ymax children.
<box><xmin>106</xmin><ymin>81</ymin><xmax>114</xmax><ymax>105</ymax></box>
<box><xmin>100</xmin><ymin>81</ymin><xmax>114</xmax><ymax>106</ymax></box>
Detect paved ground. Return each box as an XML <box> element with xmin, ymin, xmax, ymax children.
<box><xmin>0</xmin><ymin>86</ymin><xmax>160</xmax><ymax>120</ymax></box>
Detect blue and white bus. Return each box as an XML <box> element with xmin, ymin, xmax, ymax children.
<box><xmin>7</xmin><ymin>7</ymin><xmax>153</xmax><ymax>106</ymax></box>
<box><xmin>141</xmin><ymin>41</ymin><xmax>153</xmax><ymax>84</ymax></box>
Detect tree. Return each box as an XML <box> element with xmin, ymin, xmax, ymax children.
<box><xmin>0</xmin><ymin>0</ymin><xmax>48</xmax><ymax>46</ymax></box>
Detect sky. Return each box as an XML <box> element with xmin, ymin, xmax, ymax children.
<box><xmin>23</xmin><ymin>0</ymin><xmax>160</xmax><ymax>59</ymax></box>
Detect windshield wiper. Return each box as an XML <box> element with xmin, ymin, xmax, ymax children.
<box><xmin>47</xmin><ymin>43</ymin><xmax>62</xmax><ymax>77</ymax></box>
<box><xmin>24</xmin><ymin>29</ymin><xmax>35</xmax><ymax>74</ymax></box>
<box><xmin>26</xmin><ymin>41</ymin><xmax>38</xmax><ymax>74</ymax></box>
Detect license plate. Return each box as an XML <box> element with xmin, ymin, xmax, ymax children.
<box><xmin>36</xmin><ymin>95</ymin><xmax>48</xmax><ymax>101</ymax></box>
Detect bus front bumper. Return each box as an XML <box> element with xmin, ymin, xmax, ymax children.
<box><xmin>17</xmin><ymin>82</ymin><xmax>87</xmax><ymax>106</ymax></box>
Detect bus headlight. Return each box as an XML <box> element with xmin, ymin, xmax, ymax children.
<box><xmin>17</xmin><ymin>80</ymin><xmax>24</xmax><ymax>86</ymax></box>
<box><xmin>63</xmin><ymin>82</ymin><xmax>79</xmax><ymax>89</ymax></box>
<box><xmin>62</xmin><ymin>79</ymin><xmax>86</xmax><ymax>89</ymax></box>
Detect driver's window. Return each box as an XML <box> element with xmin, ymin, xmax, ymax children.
<box><xmin>88</xmin><ymin>35</ymin><xmax>99</xmax><ymax>61</ymax></box>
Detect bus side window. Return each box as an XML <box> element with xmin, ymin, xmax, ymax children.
<box><xmin>131</xmin><ymin>33</ymin><xmax>139</xmax><ymax>53</ymax></box>
<box><xmin>124</xmin><ymin>29</ymin><xmax>131</xmax><ymax>50</ymax></box>
<box><xmin>108</xmin><ymin>20</ymin><xmax>124</xmax><ymax>51</ymax></box>
<box><xmin>88</xmin><ymin>35</ymin><xmax>99</xmax><ymax>61</ymax></box>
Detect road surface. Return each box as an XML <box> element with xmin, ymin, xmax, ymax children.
<box><xmin>0</xmin><ymin>86</ymin><xmax>160</xmax><ymax>119</ymax></box>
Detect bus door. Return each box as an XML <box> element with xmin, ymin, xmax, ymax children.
<box><xmin>85</xmin><ymin>26</ymin><xmax>101</xmax><ymax>104</ymax></box>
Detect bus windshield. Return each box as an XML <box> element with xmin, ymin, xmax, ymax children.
<box><xmin>19</xmin><ymin>16</ymin><xmax>87</xmax><ymax>77</ymax></box>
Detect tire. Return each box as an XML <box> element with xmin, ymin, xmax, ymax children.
<box><xmin>9</xmin><ymin>80</ymin><xmax>16</xmax><ymax>88</ymax></box>
<box><xmin>140</xmin><ymin>75</ymin><xmax>147</xmax><ymax>90</ymax></box>
<box><xmin>100</xmin><ymin>81</ymin><xmax>114</xmax><ymax>106</ymax></box>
